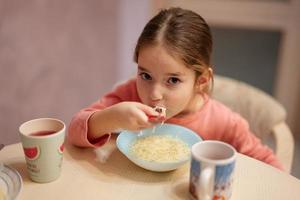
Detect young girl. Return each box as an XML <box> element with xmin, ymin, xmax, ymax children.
<box><xmin>68</xmin><ymin>7</ymin><xmax>283</xmax><ymax>170</ymax></box>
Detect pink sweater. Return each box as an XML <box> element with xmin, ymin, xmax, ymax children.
<box><xmin>68</xmin><ymin>78</ymin><xmax>283</xmax><ymax>170</ymax></box>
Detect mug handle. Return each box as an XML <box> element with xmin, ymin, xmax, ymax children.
<box><xmin>198</xmin><ymin>166</ymin><xmax>214</xmax><ymax>200</ymax></box>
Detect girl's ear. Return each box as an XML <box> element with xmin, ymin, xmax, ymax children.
<box><xmin>195</xmin><ymin>67</ymin><xmax>213</xmax><ymax>93</ymax></box>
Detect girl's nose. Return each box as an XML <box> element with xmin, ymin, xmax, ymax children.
<box><xmin>149</xmin><ymin>84</ymin><xmax>163</xmax><ymax>101</ymax></box>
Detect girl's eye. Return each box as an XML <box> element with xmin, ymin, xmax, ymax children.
<box><xmin>167</xmin><ymin>77</ymin><xmax>181</xmax><ymax>85</ymax></box>
<box><xmin>139</xmin><ymin>72</ymin><xmax>152</xmax><ymax>80</ymax></box>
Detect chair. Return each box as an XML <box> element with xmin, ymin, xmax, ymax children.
<box><xmin>212</xmin><ymin>75</ymin><xmax>294</xmax><ymax>172</ymax></box>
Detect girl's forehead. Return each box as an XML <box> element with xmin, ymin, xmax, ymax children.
<box><xmin>138</xmin><ymin>45</ymin><xmax>190</xmax><ymax>74</ymax></box>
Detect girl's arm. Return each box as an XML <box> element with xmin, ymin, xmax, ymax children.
<box><xmin>87</xmin><ymin>102</ymin><xmax>159</xmax><ymax>141</ymax></box>
<box><xmin>67</xmin><ymin>78</ymin><xmax>153</xmax><ymax>148</ymax></box>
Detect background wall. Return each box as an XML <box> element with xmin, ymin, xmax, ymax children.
<box><xmin>211</xmin><ymin>26</ymin><xmax>281</xmax><ymax>95</ymax></box>
<box><xmin>0</xmin><ymin>0</ymin><xmax>121</xmax><ymax>145</ymax></box>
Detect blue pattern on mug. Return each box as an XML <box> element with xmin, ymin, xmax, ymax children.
<box><xmin>189</xmin><ymin>159</ymin><xmax>200</xmax><ymax>199</ymax></box>
<box><xmin>189</xmin><ymin>159</ymin><xmax>235</xmax><ymax>200</ymax></box>
<box><xmin>213</xmin><ymin>162</ymin><xmax>235</xmax><ymax>199</ymax></box>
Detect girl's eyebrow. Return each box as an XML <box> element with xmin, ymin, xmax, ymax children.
<box><xmin>138</xmin><ymin>66</ymin><xmax>149</xmax><ymax>71</ymax></box>
<box><xmin>138</xmin><ymin>66</ymin><xmax>184</xmax><ymax>76</ymax></box>
<box><xmin>166</xmin><ymin>72</ymin><xmax>184</xmax><ymax>77</ymax></box>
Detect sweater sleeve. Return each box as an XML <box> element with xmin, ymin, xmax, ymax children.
<box><xmin>67</xmin><ymin>104</ymin><xmax>110</xmax><ymax>148</ymax></box>
<box><xmin>222</xmin><ymin>112</ymin><xmax>284</xmax><ymax>170</ymax></box>
<box><xmin>67</xmin><ymin>79</ymin><xmax>139</xmax><ymax>148</ymax></box>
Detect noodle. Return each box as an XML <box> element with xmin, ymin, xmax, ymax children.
<box><xmin>130</xmin><ymin>135</ymin><xmax>190</xmax><ymax>162</ymax></box>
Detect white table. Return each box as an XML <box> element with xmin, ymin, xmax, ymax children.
<box><xmin>1</xmin><ymin>141</ymin><xmax>300</xmax><ymax>200</ymax></box>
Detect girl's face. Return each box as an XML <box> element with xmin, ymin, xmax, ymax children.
<box><xmin>136</xmin><ymin>45</ymin><xmax>202</xmax><ymax>119</ymax></box>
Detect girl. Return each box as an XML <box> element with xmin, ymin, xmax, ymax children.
<box><xmin>68</xmin><ymin>7</ymin><xmax>283</xmax><ymax>170</ymax></box>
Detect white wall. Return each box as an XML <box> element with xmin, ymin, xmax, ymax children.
<box><xmin>0</xmin><ymin>0</ymin><xmax>120</xmax><ymax>145</ymax></box>
<box><xmin>116</xmin><ymin>0</ymin><xmax>151</xmax><ymax>82</ymax></box>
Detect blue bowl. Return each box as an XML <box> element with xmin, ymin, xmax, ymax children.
<box><xmin>116</xmin><ymin>123</ymin><xmax>202</xmax><ymax>172</ymax></box>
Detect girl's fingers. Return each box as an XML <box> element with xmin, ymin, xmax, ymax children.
<box><xmin>134</xmin><ymin>102</ymin><xmax>166</xmax><ymax>125</ymax></box>
<box><xmin>134</xmin><ymin>107</ymin><xmax>154</xmax><ymax>127</ymax></box>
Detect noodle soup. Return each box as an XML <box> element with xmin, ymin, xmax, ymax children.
<box><xmin>130</xmin><ymin>135</ymin><xmax>190</xmax><ymax>162</ymax></box>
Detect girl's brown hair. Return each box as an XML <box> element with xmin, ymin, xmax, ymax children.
<box><xmin>134</xmin><ymin>7</ymin><xmax>213</xmax><ymax>85</ymax></box>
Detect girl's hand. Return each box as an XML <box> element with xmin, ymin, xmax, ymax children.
<box><xmin>109</xmin><ymin>102</ymin><xmax>160</xmax><ymax>131</ymax></box>
<box><xmin>148</xmin><ymin>106</ymin><xmax>166</xmax><ymax>123</ymax></box>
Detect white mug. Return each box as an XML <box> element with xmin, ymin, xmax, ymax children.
<box><xmin>189</xmin><ymin>140</ymin><xmax>236</xmax><ymax>200</ymax></box>
<box><xmin>19</xmin><ymin>118</ymin><xmax>65</xmax><ymax>183</ymax></box>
